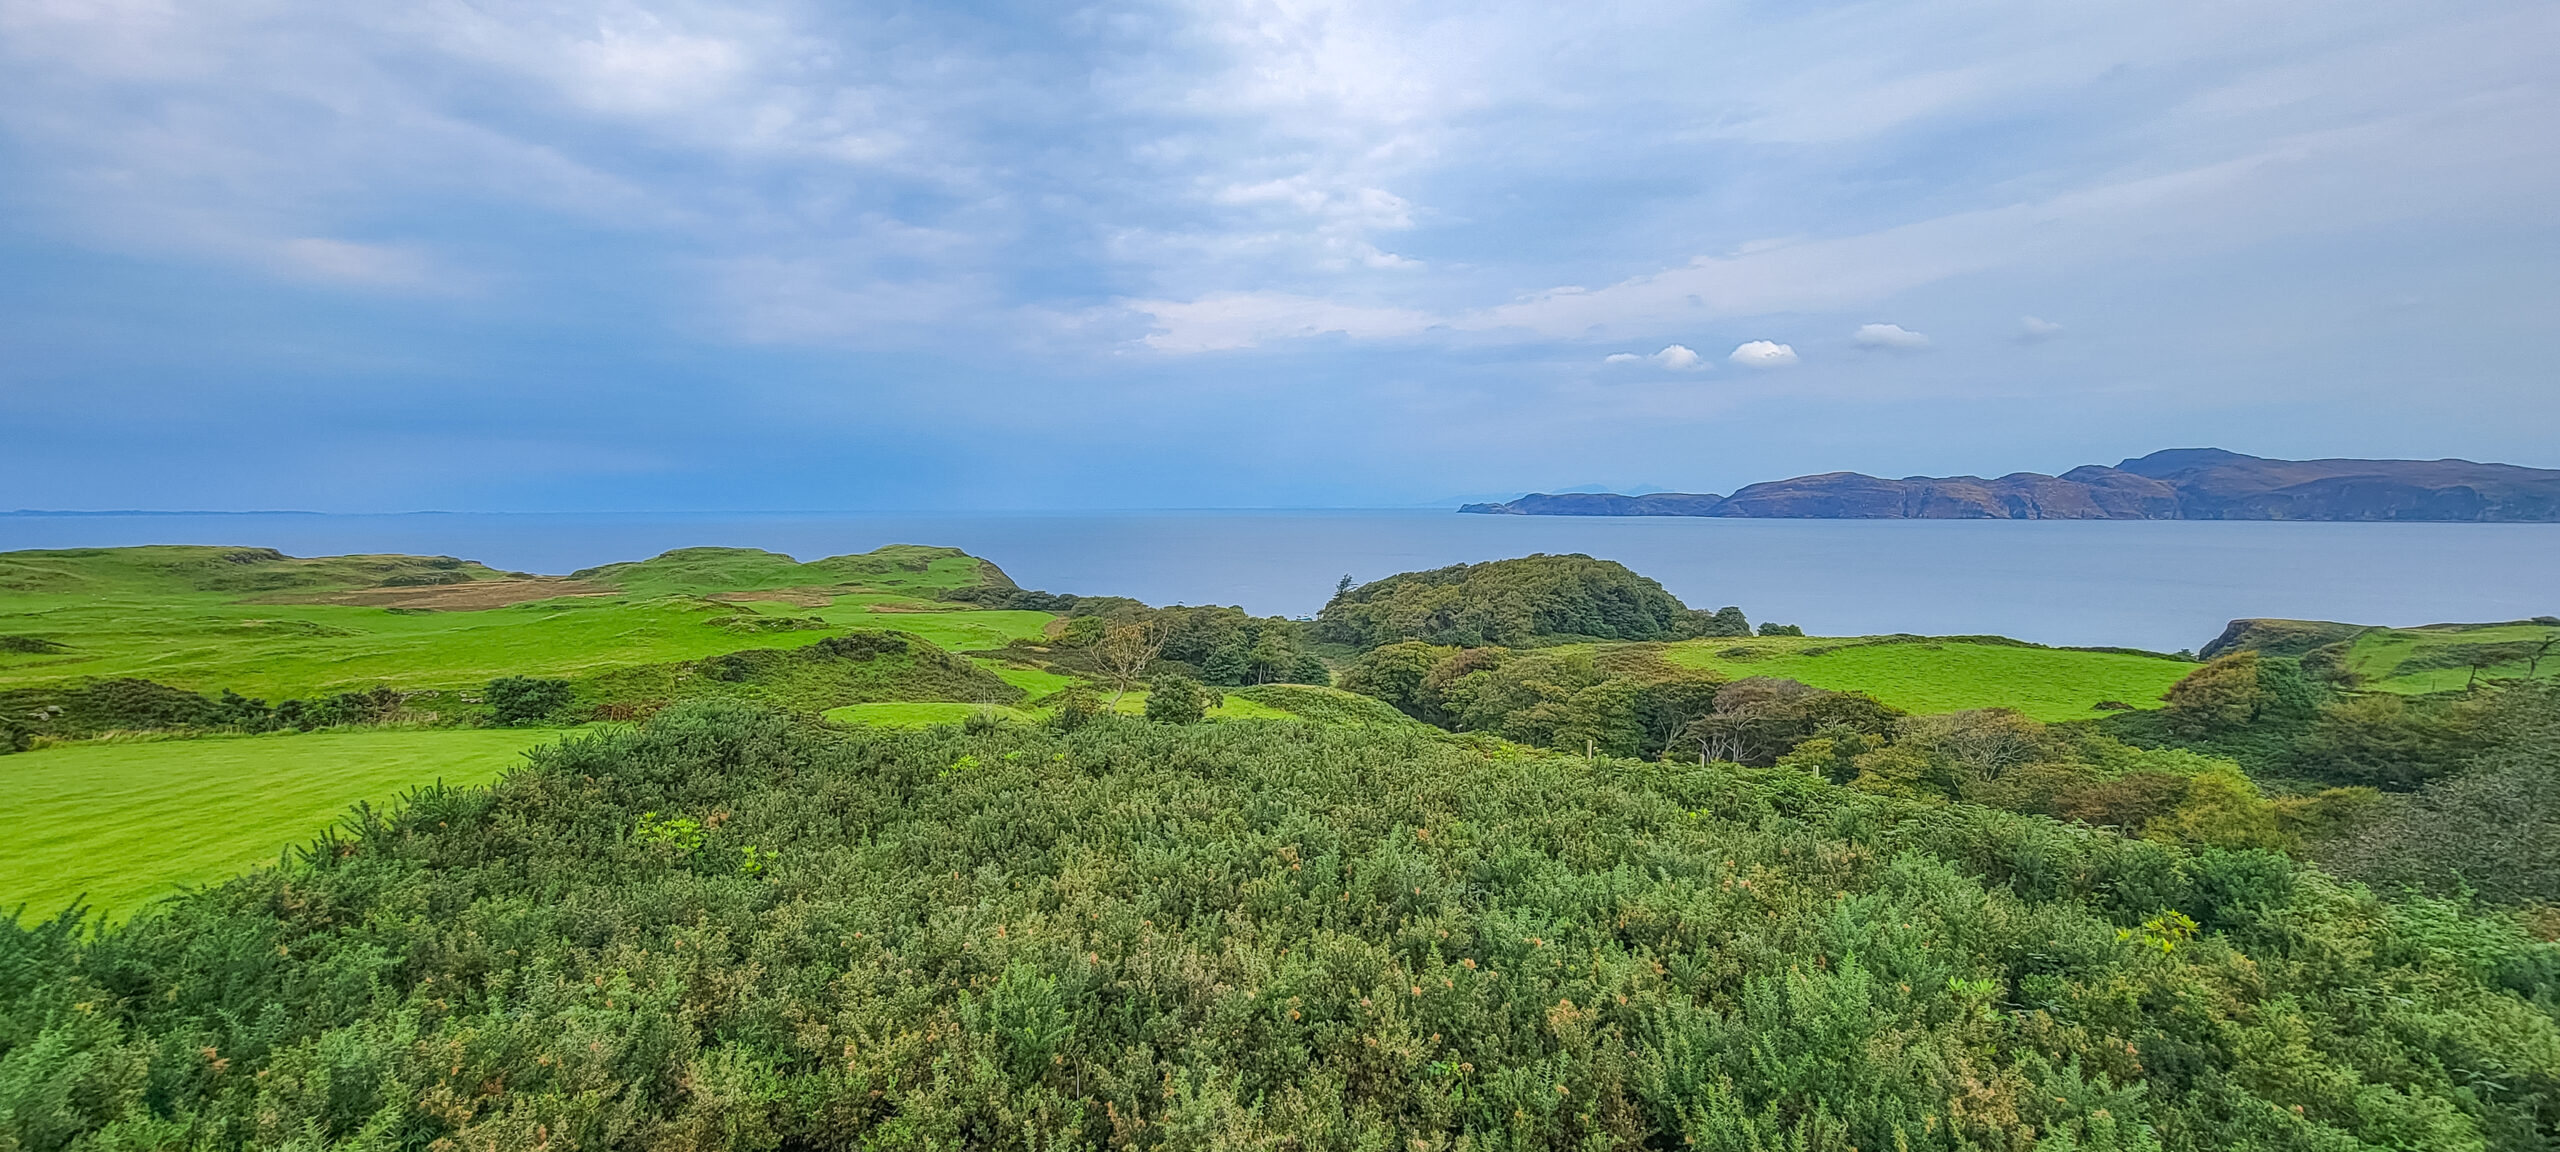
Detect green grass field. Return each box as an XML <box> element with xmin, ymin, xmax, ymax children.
<box><xmin>0</xmin><ymin>545</ymin><xmax>1054</xmax><ymax>699</ymax></box>
<box><xmin>2340</xmin><ymin>622</ymin><xmax>2560</xmax><ymax>693</ymax></box>
<box><xmin>1660</xmin><ymin>635</ymin><xmax>2195</xmax><ymax>721</ymax></box>
<box><xmin>2202</xmin><ymin>616</ymin><xmax>2560</xmax><ymax>694</ymax></box>
<box><xmin>0</xmin><ymin>727</ymin><xmax>564</xmax><ymax>924</ymax></box>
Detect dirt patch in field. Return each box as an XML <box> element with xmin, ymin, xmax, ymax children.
<box><xmin>274</xmin><ymin>579</ymin><xmax>618</xmax><ymax>611</ymax></box>
<box><xmin>709</xmin><ymin>587</ymin><xmax>841</xmax><ymax>608</ymax></box>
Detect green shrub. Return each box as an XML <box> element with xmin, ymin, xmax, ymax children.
<box><xmin>1047</xmin><ymin>686</ymin><xmax>1105</xmax><ymax>732</ymax></box>
<box><xmin>485</xmin><ymin>675</ymin><xmax>573</xmax><ymax>725</ymax></box>
<box><xmin>4</xmin><ymin>705</ymin><xmax>2554</xmax><ymax>1149</ymax></box>
<box><xmin>1143</xmin><ymin>672</ymin><xmax>1215</xmax><ymax>724</ymax></box>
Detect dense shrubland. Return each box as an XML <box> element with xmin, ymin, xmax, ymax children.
<box><xmin>1001</xmin><ymin>602</ymin><xmax>1333</xmax><ymax>690</ymax></box>
<box><xmin>1334</xmin><ymin>636</ymin><xmax>2560</xmax><ymax>890</ymax></box>
<box><xmin>6</xmin><ymin>703</ymin><xmax>2557</xmax><ymax>1150</ymax></box>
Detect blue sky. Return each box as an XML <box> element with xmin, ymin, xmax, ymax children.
<box><xmin>3</xmin><ymin>0</ymin><xmax>2554</xmax><ymax>511</ymax></box>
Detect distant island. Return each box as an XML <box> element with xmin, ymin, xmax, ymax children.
<box><xmin>1459</xmin><ymin>448</ymin><xmax>2560</xmax><ymax>521</ymax></box>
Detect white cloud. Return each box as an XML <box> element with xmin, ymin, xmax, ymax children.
<box><xmin>1602</xmin><ymin>352</ymin><xmax>1642</xmax><ymax>363</ymax></box>
<box><xmin>271</xmin><ymin>238</ymin><xmax>441</xmax><ymax>290</ymax></box>
<box><xmin>1653</xmin><ymin>344</ymin><xmax>1705</xmax><ymax>370</ymax></box>
<box><xmin>2018</xmin><ymin>316</ymin><xmax>2065</xmax><ymax>341</ymax></box>
<box><xmin>1119</xmin><ymin>292</ymin><xmax>1438</xmax><ymax>353</ymax></box>
<box><xmin>1853</xmin><ymin>322</ymin><xmax>1929</xmax><ymax>350</ymax></box>
<box><xmin>1730</xmin><ymin>340</ymin><xmax>1799</xmax><ymax>368</ymax></box>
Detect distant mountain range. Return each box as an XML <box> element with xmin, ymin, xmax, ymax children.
<box><xmin>1458</xmin><ymin>449</ymin><xmax>2560</xmax><ymax>521</ymax></box>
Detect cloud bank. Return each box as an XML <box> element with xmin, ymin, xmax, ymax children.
<box><xmin>0</xmin><ymin>0</ymin><xmax>2553</xmax><ymax>510</ymax></box>
<box><xmin>1854</xmin><ymin>323</ymin><xmax>1930</xmax><ymax>350</ymax></box>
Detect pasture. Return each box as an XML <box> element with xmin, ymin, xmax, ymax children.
<box><xmin>0</xmin><ymin>727</ymin><xmax>564</xmax><ymax>924</ymax></box>
<box><xmin>0</xmin><ymin>545</ymin><xmax>1054</xmax><ymax>699</ymax></box>
<box><xmin>1660</xmin><ymin>635</ymin><xmax>2195</xmax><ymax>721</ymax></box>
<box><xmin>2340</xmin><ymin>621</ymin><xmax>2560</xmax><ymax>693</ymax></box>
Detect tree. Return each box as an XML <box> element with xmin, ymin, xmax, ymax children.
<box><xmin>1699</xmin><ymin>607</ymin><xmax>1751</xmax><ymax>638</ymax></box>
<box><xmin>1338</xmin><ymin>641</ymin><xmax>1446</xmax><ymax>717</ymax></box>
<box><xmin>1317</xmin><ymin>554</ymin><xmax>1711</xmax><ymax>648</ymax></box>
<box><xmin>1894</xmin><ymin>709</ymin><xmax>2049</xmax><ymax>783</ymax></box>
<box><xmin>1144</xmin><ymin>673</ymin><xmax>1215</xmax><ymax>724</ymax></box>
<box><xmin>1757</xmin><ymin>622</ymin><xmax>1804</xmax><ymax>637</ymax></box>
<box><xmin>1093</xmin><ymin>619</ymin><xmax>1170</xmax><ymax>707</ymax></box>
<box><xmin>486</xmin><ymin>676</ymin><xmax>574</xmax><ymax>726</ymax></box>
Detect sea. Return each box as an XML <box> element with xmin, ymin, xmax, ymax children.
<box><xmin>6</xmin><ymin>510</ymin><xmax>2557</xmax><ymax>654</ymax></box>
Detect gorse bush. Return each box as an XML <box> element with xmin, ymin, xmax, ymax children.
<box><xmin>1142</xmin><ymin>671</ymin><xmax>1215</xmax><ymax>724</ymax></box>
<box><xmin>3</xmin><ymin>703</ymin><xmax>2554</xmax><ymax>1149</ymax></box>
<box><xmin>483</xmin><ymin>675</ymin><xmax>573</xmax><ymax>725</ymax></box>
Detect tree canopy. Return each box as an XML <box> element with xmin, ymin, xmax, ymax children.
<box><xmin>1317</xmin><ymin>554</ymin><xmax>1743</xmax><ymax>649</ymax></box>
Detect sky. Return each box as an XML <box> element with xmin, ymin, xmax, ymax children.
<box><xmin>2</xmin><ymin>0</ymin><xmax>2555</xmax><ymax>512</ymax></box>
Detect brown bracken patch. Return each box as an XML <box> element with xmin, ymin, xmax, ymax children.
<box><xmin>275</xmin><ymin>579</ymin><xmax>618</xmax><ymax>611</ymax></box>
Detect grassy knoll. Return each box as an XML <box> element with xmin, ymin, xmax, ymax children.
<box><xmin>1660</xmin><ymin>634</ymin><xmax>2194</xmax><ymax>721</ymax></box>
<box><xmin>2339</xmin><ymin>621</ymin><xmax>2559</xmax><ymax>692</ymax></box>
<box><xmin>568</xmin><ymin>544</ymin><xmax>996</xmax><ymax>598</ymax></box>
<box><xmin>974</xmin><ymin>659</ymin><xmax>1082</xmax><ymax>699</ymax></box>
<box><xmin>1227</xmin><ymin>682</ymin><xmax>1429</xmax><ymax>726</ymax></box>
<box><xmin>2202</xmin><ymin>616</ymin><xmax>2560</xmax><ymax>693</ymax></box>
<box><xmin>577</xmin><ymin>632</ymin><xmax>1025</xmax><ymax>715</ymax></box>
<box><xmin>0</xmin><ymin>727</ymin><xmax>562</xmax><ymax>924</ymax></box>
<box><xmin>0</xmin><ymin>545</ymin><xmax>1053</xmax><ymax>700</ymax></box>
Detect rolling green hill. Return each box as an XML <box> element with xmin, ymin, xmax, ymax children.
<box><xmin>1658</xmin><ymin>634</ymin><xmax>2195</xmax><ymax>721</ymax></box>
<box><xmin>2203</xmin><ymin>616</ymin><xmax>2560</xmax><ymax>693</ymax></box>
<box><xmin>0</xmin><ymin>545</ymin><xmax>1053</xmax><ymax>700</ymax></box>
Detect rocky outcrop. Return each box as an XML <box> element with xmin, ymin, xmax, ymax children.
<box><xmin>1458</xmin><ymin>450</ymin><xmax>2560</xmax><ymax>521</ymax></box>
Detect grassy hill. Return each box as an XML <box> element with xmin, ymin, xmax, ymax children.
<box><xmin>2204</xmin><ymin>616</ymin><xmax>2560</xmax><ymax>693</ymax></box>
<box><xmin>0</xmin><ymin>727</ymin><xmax>562</xmax><ymax>923</ymax></box>
<box><xmin>0</xmin><ymin>545</ymin><xmax>1052</xmax><ymax>700</ymax></box>
<box><xmin>1657</xmin><ymin>634</ymin><xmax>2195</xmax><ymax>721</ymax></box>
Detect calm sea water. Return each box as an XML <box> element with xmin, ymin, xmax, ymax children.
<box><xmin>6</xmin><ymin>511</ymin><xmax>2556</xmax><ymax>653</ymax></box>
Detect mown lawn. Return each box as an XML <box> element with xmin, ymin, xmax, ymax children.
<box><xmin>822</xmin><ymin>702</ymin><xmax>1038</xmax><ymax>727</ymax></box>
<box><xmin>1661</xmin><ymin>636</ymin><xmax>2193</xmax><ymax>721</ymax></box>
<box><xmin>0</xmin><ymin>728</ymin><xmax>564</xmax><ymax>924</ymax></box>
